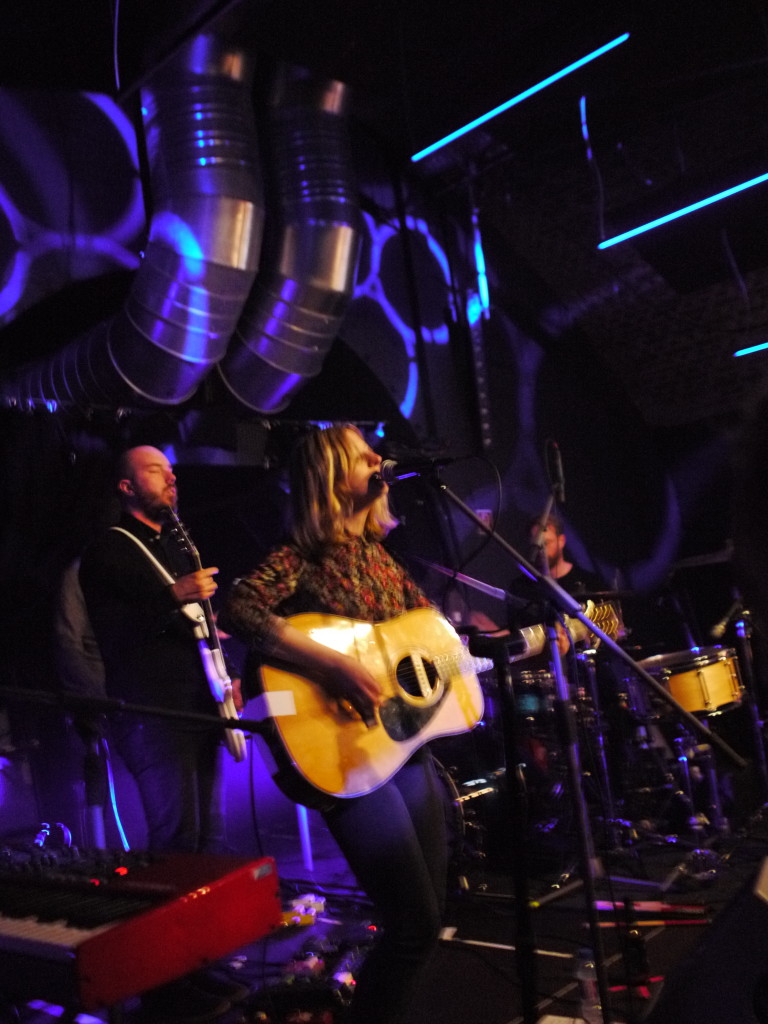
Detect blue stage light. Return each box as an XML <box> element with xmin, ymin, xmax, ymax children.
<box><xmin>472</xmin><ymin>210</ymin><xmax>490</xmax><ymax>318</ymax></box>
<box><xmin>598</xmin><ymin>171</ymin><xmax>768</xmax><ymax>249</ymax></box>
<box><xmin>734</xmin><ymin>341</ymin><xmax>768</xmax><ymax>358</ymax></box>
<box><xmin>411</xmin><ymin>33</ymin><xmax>630</xmax><ymax>163</ymax></box>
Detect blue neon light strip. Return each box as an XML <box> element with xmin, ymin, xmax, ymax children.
<box><xmin>410</xmin><ymin>33</ymin><xmax>630</xmax><ymax>163</ymax></box>
<box><xmin>472</xmin><ymin>211</ymin><xmax>490</xmax><ymax>317</ymax></box>
<box><xmin>598</xmin><ymin>171</ymin><xmax>768</xmax><ymax>249</ymax></box>
<box><xmin>734</xmin><ymin>341</ymin><xmax>768</xmax><ymax>358</ymax></box>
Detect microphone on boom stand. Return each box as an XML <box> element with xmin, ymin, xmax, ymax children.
<box><xmin>379</xmin><ymin>454</ymin><xmax>462</xmax><ymax>483</ymax></box>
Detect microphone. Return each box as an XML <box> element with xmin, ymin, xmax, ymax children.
<box><xmin>710</xmin><ymin>600</ymin><xmax>741</xmax><ymax>640</ymax></box>
<box><xmin>546</xmin><ymin>439</ymin><xmax>565</xmax><ymax>503</ymax></box>
<box><xmin>379</xmin><ymin>455</ymin><xmax>458</xmax><ymax>483</ymax></box>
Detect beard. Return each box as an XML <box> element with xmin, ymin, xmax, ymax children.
<box><xmin>135</xmin><ymin>484</ymin><xmax>177</xmax><ymax>518</ymax></box>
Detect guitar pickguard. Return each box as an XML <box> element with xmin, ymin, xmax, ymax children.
<box><xmin>380</xmin><ymin>654</ymin><xmax>447</xmax><ymax>740</ymax></box>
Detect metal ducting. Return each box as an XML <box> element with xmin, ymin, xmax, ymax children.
<box><xmin>1</xmin><ymin>27</ymin><xmax>264</xmax><ymax>411</ymax></box>
<box><xmin>218</xmin><ymin>64</ymin><xmax>363</xmax><ymax>413</ymax></box>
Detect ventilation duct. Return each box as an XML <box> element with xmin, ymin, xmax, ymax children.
<box><xmin>218</xmin><ymin>64</ymin><xmax>362</xmax><ymax>413</ymax></box>
<box><xmin>1</xmin><ymin>27</ymin><xmax>264</xmax><ymax>411</ymax></box>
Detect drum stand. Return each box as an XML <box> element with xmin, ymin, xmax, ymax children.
<box><xmin>626</xmin><ymin>611</ymin><xmax>768</xmax><ymax>891</ymax></box>
<box><xmin>654</xmin><ymin>600</ymin><xmax>768</xmax><ymax>851</ymax></box>
<box><xmin>666</xmin><ymin>733</ymin><xmax>729</xmax><ymax>836</ymax></box>
<box><xmin>654</xmin><ymin>735</ymin><xmax>731</xmax><ymax>892</ymax></box>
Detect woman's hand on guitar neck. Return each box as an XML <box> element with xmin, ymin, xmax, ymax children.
<box><xmin>171</xmin><ymin>566</ymin><xmax>220</xmax><ymax>603</ymax></box>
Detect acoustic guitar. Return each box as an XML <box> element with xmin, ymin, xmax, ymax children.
<box><xmin>257</xmin><ymin>607</ymin><xmax>484</xmax><ymax>803</ymax></box>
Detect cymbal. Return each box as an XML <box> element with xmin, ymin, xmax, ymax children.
<box><xmin>672</xmin><ymin>543</ymin><xmax>733</xmax><ymax>570</ymax></box>
<box><xmin>578</xmin><ymin>590</ymin><xmax>633</xmax><ymax>601</ymax></box>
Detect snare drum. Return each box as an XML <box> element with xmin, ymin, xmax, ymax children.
<box><xmin>637</xmin><ymin>646</ymin><xmax>742</xmax><ymax>714</ymax></box>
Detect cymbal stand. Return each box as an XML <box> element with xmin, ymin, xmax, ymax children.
<box><xmin>576</xmin><ymin>649</ymin><xmax>622</xmax><ymax>852</ymax></box>
<box><xmin>732</xmin><ymin>604</ymin><xmax>768</xmax><ymax>805</ymax></box>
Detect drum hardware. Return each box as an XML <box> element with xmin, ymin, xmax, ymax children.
<box><xmin>671</xmin><ymin>544</ymin><xmax>733</xmax><ymax>570</ymax></box>
<box><xmin>514</xmin><ymin>669</ymin><xmax>556</xmax><ymax>731</ymax></box>
<box><xmin>659</xmin><ymin>847</ymin><xmax>724</xmax><ymax>893</ymax></box>
<box><xmin>504</xmin><ymin>641</ymin><xmax>732</xmax><ymax>884</ymax></box>
<box><xmin>435</xmin><ymin>758</ymin><xmax>507</xmax><ymax>891</ymax></box>
<box><xmin>621</xmin><ymin>645</ymin><xmax>756</xmax><ymax>836</ymax></box>
<box><xmin>634</xmin><ymin>620</ymin><xmax>768</xmax><ymax>831</ymax></box>
<box><xmin>577</xmin><ymin>653</ymin><xmax>734</xmax><ymax>865</ymax></box>
<box><xmin>575</xmin><ymin>649</ymin><xmax>621</xmax><ymax>851</ymax></box>
<box><xmin>603</xmin><ymin>651</ymin><xmax>750</xmax><ymax>893</ymax></box>
<box><xmin>670</xmin><ymin>735</ymin><xmax>730</xmax><ymax>837</ymax></box>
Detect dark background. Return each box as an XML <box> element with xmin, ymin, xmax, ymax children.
<box><xmin>1</xmin><ymin>0</ymin><xmax>768</xmax><ymax>848</ymax></box>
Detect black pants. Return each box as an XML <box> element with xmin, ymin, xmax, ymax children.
<box><xmin>323</xmin><ymin>752</ymin><xmax>449</xmax><ymax>1024</ymax></box>
<box><xmin>111</xmin><ymin>714</ymin><xmax>220</xmax><ymax>852</ymax></box>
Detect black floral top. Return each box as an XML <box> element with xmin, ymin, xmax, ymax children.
<box><xmin>220</xmin><ymin>536</ymin><xmax>431</xmax><ymax>653</ymax></box>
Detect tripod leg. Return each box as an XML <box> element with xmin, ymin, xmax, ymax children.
<box><xmin>547</xmin><ymin>628</ymin><xmax>613</xmax><ymax>1021</ymax></box>
<box><xmin>693</xmin><ymin>742</ymin><xmax>730</xmax><ymax>834</ymax></box>
<box><xmin>577</xmin><ymin>650</ymin><xmax>620</xmax><ymax>849</ymax></box>
<box><xmin>83</xmin><ymin>735</ymin><xmax>109</xmax><ymax>850</ymax></box>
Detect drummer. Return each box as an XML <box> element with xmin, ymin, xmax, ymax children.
<box><xmin>464</xmin><ymin>513</ymin><xmax>609</xmax><ymax>656</ymax></box>
<box><xmin>510</xmin><ymin>514</ymin><xmax>639</xmax><ymax>807</ymax></box>
<box><xmin>525</xmin><ymin>512</ymin><xmax>606</xmax><ymax>600</ymax></box>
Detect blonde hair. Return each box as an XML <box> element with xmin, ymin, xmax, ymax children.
<box><xmin>289</xmin><ymin>424</ymin><xmax>396</xmax><ymax>555</ymax></box>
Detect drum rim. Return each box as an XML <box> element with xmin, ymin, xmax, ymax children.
<box><xmin>637</xmin><ymin>645</ymin><xmax>734</xmax><ymax>673</ymax></box>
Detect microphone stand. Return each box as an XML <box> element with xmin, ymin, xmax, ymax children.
<box><xmin>0</xmin><ymin>686</ymin><xmax>258</xmax><ymax>738</ymax></box>
<box><xmin>466</xmin><ymin>630</ymin><xmax>540</xmax><ymax>1024</ymax></box>
<box><xmin>416</xmin><ymin>469</ymin><xmax>747</xmax><ymax>1024</ymax></box>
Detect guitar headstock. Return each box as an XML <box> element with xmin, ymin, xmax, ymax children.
<box><xmin>582</xmin><ymin>600</ymin><xmax>624</xmax><ymax>645</ymax></box>
<box><xmin>161</xmin><ymin>505</ymin><xmax>200</xmax><ymax>563</ymax></box>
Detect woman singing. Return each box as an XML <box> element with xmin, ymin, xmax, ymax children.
<box><xmin>220</xmin><ymin>424</ymin><xmax>448</xmax><ymax>1024</ymax></box>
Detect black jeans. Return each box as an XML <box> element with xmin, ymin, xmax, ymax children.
<box><xmin>111</xmin><ymin>714</ymin><xmax>220</xmax><ymax>852</ymax></box>
<box><xmin>323</xmin><ymin>752</ymin><xmax>449</xmax><ymax>1024</ymax></box>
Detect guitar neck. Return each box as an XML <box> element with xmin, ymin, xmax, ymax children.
<box><xmin>510</xmin><ymin>624</ymin><xmax>549</xmax><ymax>663</ymax></box>
<box><xmin>201</xmin><ymin>598</ymin><xmax>225</xmax><ymax>656</ymax></box>
<box><xmin>164</xmin><ymin>507</ymin><xmax>223</xmax><ymax>654</ymax></box>
<box><xmin>510</xmin><ymin>602</ymin><xmax>619</xmax><ymax>663</ymax></box>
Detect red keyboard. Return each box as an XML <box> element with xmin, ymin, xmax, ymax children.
<box><xmin>0</xmin><ymin>851</ymin><xmax>282</xmax><ymax>1009</ymax></box>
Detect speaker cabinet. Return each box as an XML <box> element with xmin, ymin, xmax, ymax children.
<box><xmin>644</xmin><ymin>858</ymin><xmax>768</xmax><ymax>1023</ymax></box>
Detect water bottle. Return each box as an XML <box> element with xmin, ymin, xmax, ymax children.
<box><xmin>573</xmin><ymin>947</ymin><xmax>602</xmax><ymax>1023</ymax></box>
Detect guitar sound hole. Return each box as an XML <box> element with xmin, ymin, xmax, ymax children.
<box><xmin>396</xmin><ymin>657</ymin><xmax>438</xmax><ymax>699</ymax></box>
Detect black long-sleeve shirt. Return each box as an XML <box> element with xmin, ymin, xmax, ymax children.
<box><xmin>79</xmin><ymin>513</ymin><xmax>215</xmax><ymax>719</ymax></box>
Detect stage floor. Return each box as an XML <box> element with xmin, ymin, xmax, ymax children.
<box><xmin>5</xmin><ymin>810</ymin><xmax>768</xmax><ymax>1024</ymax></box>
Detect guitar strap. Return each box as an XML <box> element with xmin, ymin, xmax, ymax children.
<box><xmin>109</xmin><ymin>526</ymin><xmax>209</xmax><ymax>639</ymax></box>
<box><xmin>111</xmin><ymin>527</ymin><xmax>248</xmax><ymax>763</ymax></box>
